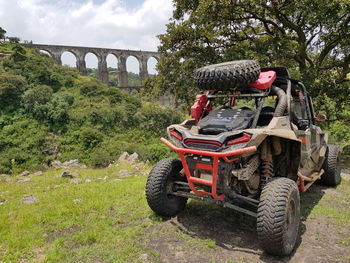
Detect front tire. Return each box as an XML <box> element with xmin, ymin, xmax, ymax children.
<box><xmin>321</xmin><ymin>145</ymin><xmax>341</xmax><ymax>186</ymax></box>
<box><xmin>257</xmin><ymin>177</ymin><xmax>300</xmax><ymax>256</ymax></box>
<box><xmin>146</xmin><ymin>158</ymin><xmax>187</xmax><ymax>217</ymax></box>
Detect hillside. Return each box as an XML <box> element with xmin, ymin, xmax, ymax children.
<box><xmin>0</xmin><ymin>42</ymin><xmax>181</xmax><ymax>174</ymax></box>
<box><xmin>86</xmin><ymin>69</ymin><xmax>144</xmax><ymax>87</ymax></box>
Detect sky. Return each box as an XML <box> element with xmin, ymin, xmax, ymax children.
<box><xmin>0</xmin><ymin>0</ymin><xmax>174</xmax><ymax>73</ymax></box>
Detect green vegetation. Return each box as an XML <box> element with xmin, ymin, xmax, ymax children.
<box><xmin>86</xmin><ymin>68</ymin><xmax>142</xmax><ymax>87</ymax></box>
<box><xmin>0</xmin><ymin>163</ymin><xmax>154</xmax><ymax>263</ymax></box>
<box><xmin>0</xmin><ymin>163</ymin><xmax>224</xmax><ymax>263</ymax></box>
<box><xmin>107</xmin><ymin>70</ymin><xmax>141</xmax><ymax>87</ymax></box>
<box><xmin>0</xmin><ymin>27</ymin><xmax>6</xmax><ymax>41</ymax></box>
<box><xmin>0</xmin><ymin>41</ymin><xmax>182</xmax><ymax>174</ymax></box>
<box><xmin>145</xmin><ymin>0</ymin><xmax>350</xmax><ymax>145</ymax></box>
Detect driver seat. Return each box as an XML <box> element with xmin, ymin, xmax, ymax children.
<box><xmin>257</xmin><ymin>106</ymin><xmax>275</xmax><ymax>126</ymax></box>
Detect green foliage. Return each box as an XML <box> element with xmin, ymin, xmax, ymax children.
<box><xmin>78</xmin><ymin>77</ymin><xmax>104</xmax><ymax>96</ymax></box>
<box><xmin>0</xmin><ymin>71</ymin><xmax>26</xmax><ymax>108</ymax></box>
<box><xmin>144</xmin><ymin>0</ymin><xmax>350</xmax><ymax>145</ymax></box>
<box><xmin>7</xmin><ymin>37</ymin><xmax>20</xmax><ymax>44</ymax></box>
<box><xmin>80</xmin><ymin>127</ymin><xmax>104</xmax><ymax>149</ymax></box>
<box><xmin>0</xmin><ymin>26</ymin><xmax>6</xmax><ymax>40</ymax></box>
<box><xmin>327</xmin><ymin>121</ymin><xmax>350</xmax><ymax>146</ymax></box>
<box><xmin>90</xmin><ymin>68</ymin><xmax>141</xmax><ymax>87</ymax></box>
<box><xmin>135</xmin><ymin>102</ymin><xmax>182</xmax><ymax>136</ymax></box>
<box><xmin>11</xmin><ymin>44</ymin><xmax>26</xmax><ymax>62</ymax></box>
<box><xmin>127</xmin><ymin>72</ymin><xmax>141</xmax><ymax>87</ymax></box>
<box><xmin>22</xmin><ymin>85</ymin><xmax>53</xmax><ymax>109</ymax></box>
<box><xmin>0</xmin><ymin>43</ymin><xmax>182</xmax><ymax>173</ymax></box>
<box><xmin>146</xmin><ymin>143</ymin><xmax>174</xmax><ymax>163</ymax></box>
<box><xmin>313</xmin><ymin>95</ymin><xmax>350</xmax><ymax>146</ymax></box>
<box><xmin>0</xmin><ymin>115</ymin><xmax>48</xmax><ymax>174</ymax></box>
<box><xmin>21</xmin><ymin>85</ymin><xmax>70</xmax><ymax>125</ymax></box>
<box><xmin>2</xmin><ymin>48</ymin><xmax>72</xmax><ymax>90</ymax></box>
<box><xmin>146</xmin><ymin>0</ymin><xmax>350</xmax><ymax>106</ymax></box>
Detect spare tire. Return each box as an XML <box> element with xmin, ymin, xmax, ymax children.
<box><xmin>194</xmin><ymin>60</ymin><xmax>260</xmax><ymax>90</ymax></box>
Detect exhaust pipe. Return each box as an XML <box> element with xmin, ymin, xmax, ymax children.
<box><xmin>271</xmin><ymin>86</ymin><xmax>287</xmax><ymax>117</ymax></box>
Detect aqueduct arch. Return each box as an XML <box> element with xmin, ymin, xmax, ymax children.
<box><xmin>26</xmin><ymin>43</ymin><xmax>161</xmax><ymax>87</ymax></box>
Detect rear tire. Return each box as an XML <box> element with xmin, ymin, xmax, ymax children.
<box><xmin>321</xmin><ymin>145</ymin><xmax>341</xmax><ymax>186</ymax></box>
<box><xmin>194</xmin><ymin>60</ymin><xmax>260</xmax><ymax>90</ymax></box>
<box><xmin>146</xmin><ymin>158</ymin><xmax>187</xmax><ymax>217</ymax></box>
<box><xmin>257</xmin><ymin>177</ymin><xmax>300</xmax><ymax>256</ymax></box>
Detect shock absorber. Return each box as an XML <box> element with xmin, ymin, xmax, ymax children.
<box><xmin>260</xmin><ymin>140</ymin><xmax>274</xmax><ymax>188</ymax></box>
<box><xmin>261</xmin><ymin>158</ymin><xmax>273</xmax><ymax>186</ymax></box>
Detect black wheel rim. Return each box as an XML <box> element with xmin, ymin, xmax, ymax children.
<box><xmin>166</xmin><ymin>177</ymin><xmax>176</xmax><ymax>198</ymax></box>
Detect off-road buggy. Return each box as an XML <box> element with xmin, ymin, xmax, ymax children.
<box><xmin>145</xmin><ymin>60</ymin><xmax>341</xmax><ymax>256</ymax></box>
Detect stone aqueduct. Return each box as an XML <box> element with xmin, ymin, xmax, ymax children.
<box><xmin>26</xmin><ymin>44</ymin><xmax>161</xmax><ymax>87</ymax></box>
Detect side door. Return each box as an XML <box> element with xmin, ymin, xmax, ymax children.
<box><xmin>307</xmin><ymin>96</ymin><xmax>328</xmax><ymax>171</ymax></box>
<box><xmin>290</xmin><ymin>82</ymin><xmax>320</xmax><ymax>176</ymax></box>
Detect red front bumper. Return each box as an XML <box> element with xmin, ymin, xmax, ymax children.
<box><xmin>161</xmin><ymin>137</ymin><xmax>257</xmax><ymax>200</ymax></box>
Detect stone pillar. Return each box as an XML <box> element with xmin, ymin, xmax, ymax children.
<box><xmin>118</xmin><ymin>56</ymin><xmax>128</xmax><ymax>87</ymax></box>
<box><xmin>139</xmin><ymin>57</ymin><xmax>149</xmax><ymax>85</ymax></box>
<box><xmin>98</xmin><ymin>55</ymin><xmax>109</xmax><ymax>84</ymax></box>
<box><xmin>52</xmin><ymin>52</ymin><xmax>62</xmax><ymax>65</ymax></box>
<box><xmin>76</xmin><ymin>54</ymin><xmax>87</xmax><ymax>75</ymax></box>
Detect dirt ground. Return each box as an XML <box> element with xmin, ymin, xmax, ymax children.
<box><xmin>145</xmin><ymin>171</ymin><xmax>350</xmax><ymax>263</ymax></box>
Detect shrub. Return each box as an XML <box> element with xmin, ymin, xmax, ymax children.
<box><xmin>22</xmin><ymin>85</ymin><xmax>53</xmax><ymax>110</ymax></box>
<box><xmin>0</xmin><ymin>116</ymin><xmax>47</xmax><ymax>173</ymax></box>
<box><xmin>104</xmin><ymin>88</ymin><xmax>124</xmax><ymax>104</ymax></box>
<box><xmin>144</xmin><ymin>143</ymin><xmax>174</xmax><ymax>163</ymax></box>
<box><xmin>89</xmin><ymin>147</ymin><xmax>115</xmax><ymax>168</ymax></box>
<box><xmin>135</xmin><ymin>102</ymin><xmax>182</xmax><ymax>136</ymax></box>
<box><xmin>0</xmin><ymin>71</ymin><xmax>26</xmax><ymax>108</ymax></box>
<box><xmin>79</xmin><ymin>78</ymin><xmax>105</xmax><ymax>96</ymax></box>
<box><xmin>46</xmin><ymin>95</ymin><xmax>70</xmax><ymax>126</ymax></box>
<box><xmin>79</xmin><ymin>127</ymin><xmax>104</xmax><ymax>149</ymax></box>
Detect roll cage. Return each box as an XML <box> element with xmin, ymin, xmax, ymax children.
<box><xmin>192</xmin><ymin>70</ymin><xmax>316</xmax><ymax>132</ymax></box>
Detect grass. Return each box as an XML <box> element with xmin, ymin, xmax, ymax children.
<box><xmin>0</xmin><ymin>162</ymin><xmax>155</xmax><ymax>263</ymax></box>
<box><xmin>0</xmin><ymin>163</ymin><xmax>350</xmax><ymax>263</ymax></box>
<box><xmin>308</xmin><ymin>179</ymin><xmax>350</xmax><ymax>225</ymax></box>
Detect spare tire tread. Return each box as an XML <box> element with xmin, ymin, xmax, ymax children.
<box><xmin>195</xmin><ymin>60</ymin><xmax>260</xmax><ymax>90</ymax></box>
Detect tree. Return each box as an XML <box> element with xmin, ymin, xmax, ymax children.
<box><xmin>7</xmin><ymin>37</ymin><xmax>20</xmax><ymax>43</ymax></box>
<box><xmin>146</xmin><ymin>0</ymin><xmax>350</xmax><ymax>105</ymax></box>
<box><xmin>0</xmin><ymin>27</ymin><xmax>6</xmax><ymax>41</ymax></box>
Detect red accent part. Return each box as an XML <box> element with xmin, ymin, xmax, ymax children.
<box><xmin>226</xmin><ymin>133</ymin><xmax>251</xmax><ymax>146</ymax></box>
<box><xmin>185</xmin><ymin>139</ymin><xmax>222</xmax><ymax>147</ymax></box>
<box><xmin>169</xmin><ymin>128</ymin><xmax>183</xmax><ymax>141</ymax></box>
<box><xmin>249</xmin><ymin>71</ymin><xmax>277</xmax><ymax>90</ymax></box>
<box><xmin>297</xmin><ymin>172</ymin><xmax>306</xmax><ymax>192</ymax></box>
<box><xmin>161</xmin><ymin>137</ymin><xmax>257</xmax><ymax>201</ymax></box>
<box><xmin>222</xmin><ymin>157</ymin><xmax>239</xmax><ymax>163</ymax></box>
<box><xmin>298</xmin><ymin>175</ymin><xmax>305</xmax><ymax>192</ymax></box>
<box><xmin>298</xmin><ymin>136</ymin><xmax>308</xmax><ymax>144</ymax></box>
<box><xmin>298</xmin><ymin>92</ymin><xmax>304</xmax><ymax>101</ymax></box>
<box><xmin>196</xmin><ymin>163</ymin><xmax>213</xmax><ymax>171</ymax></box>
<box><xmin>231</xmin><ymin>95</ymin><xmax>236</xmax><ymax>107</ymax></box>
<box><xmin>190</xmin><ymin>94</ymin><xmax>212</xmax><ymax>122</ymax></box>
<box><xmin>190</xmin><ymin>177</ymin><xmax>213</xmax><ymax>186</ymax></box>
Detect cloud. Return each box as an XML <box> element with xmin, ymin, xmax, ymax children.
<box><xmin>0</xmin><ymin>0</ymin><xmax>173</xmax><ymax>73</ymax></box>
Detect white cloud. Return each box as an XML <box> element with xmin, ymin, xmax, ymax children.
<box><xmin>0</xmin><ymin>0</ymin><xmax>173</xmax><ymax>73</ymax></box>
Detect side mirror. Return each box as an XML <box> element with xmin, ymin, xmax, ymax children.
<box><xmin>315</xmin><ymin>113</ymin><xmax>328</xmax><ymax>122</ymax></box>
